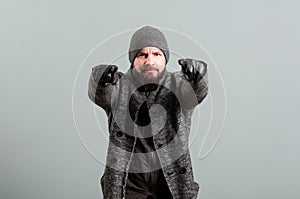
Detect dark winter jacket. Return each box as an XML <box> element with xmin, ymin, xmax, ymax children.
<box><xmin>88</xmin><ymin>65</ymin><xmax>208</xmax><ymax>199</ymax></box>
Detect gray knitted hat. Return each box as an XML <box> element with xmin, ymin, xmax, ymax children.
<box><xmin>128</xmin><ymin>26</ymin><xmax>169</xmax><ymax>66</ymax></box>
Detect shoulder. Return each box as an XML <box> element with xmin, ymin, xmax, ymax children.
<box><xmin>162</xmin><ymin>70</ymin><xmax>182</xmax><ymax>84</ymax></box>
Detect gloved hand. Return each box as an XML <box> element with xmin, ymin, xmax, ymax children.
<box><xmin>99</xmin><ymin>65</ymin><xmax>123</xmax><ymax>85</ymax></box>
<box><xmin>178</xmin><ymin>58</ymin><xmax>207</xmax><ymax>83</ymax></box>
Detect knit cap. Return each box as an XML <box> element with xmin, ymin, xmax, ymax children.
<box><xmin>128</xmin><ymin>26</ymin><xmax>169</xmax><ymax>66</ymax></box>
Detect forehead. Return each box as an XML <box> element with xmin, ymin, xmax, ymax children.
<box><xmin>139</xmin><ymin>47</ymin><xmax>163</xmax><ymax>53</ymax></box>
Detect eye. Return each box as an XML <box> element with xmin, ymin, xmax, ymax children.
<box><xmin>154</xmin><ymin>52</ymin><xmax>162</xmax><ymax>56</ymax></box>
<box><xmin>137</xmin><ymin>53</ymin><xmax>147</xmax><ymax>58</ymax></box>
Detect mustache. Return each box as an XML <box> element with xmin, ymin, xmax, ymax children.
<box><xmin>141</xmin><ymin>65</ymin><xmax>159</xmax><ymax>72</ymax></box>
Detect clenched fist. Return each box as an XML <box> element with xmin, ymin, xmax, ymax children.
<box><xmin>178</xmin><ymin>58</ymin><xmax>207</xmax><ymax>83</ymax></box>
<box><xmin>99</xmin><ymin>65</ymin><xmax>123</xmax><ymax>85</ymax></box>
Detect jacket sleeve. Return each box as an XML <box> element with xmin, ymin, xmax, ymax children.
<box><xmin>88</xmin><ymin>65</ymin><xmax>113</xmax><ymax>113</ymax></box>
<box><xmin>177</xmin><ymin>68</ymin><xmax>208</xmax><ymax>109</ymax></box>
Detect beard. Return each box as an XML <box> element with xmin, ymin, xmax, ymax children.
<box><xmin>132</xmin><ymin>65</ymin><xmax>166</xmax><ymax>86</ymax></box>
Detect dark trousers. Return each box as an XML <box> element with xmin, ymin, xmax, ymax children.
<box><xmin>125</xmin><ymin>169</ymin><xmax>173</xmax><ymax>199</ymax></box>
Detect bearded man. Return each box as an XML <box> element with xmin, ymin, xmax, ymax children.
<box><xmin>88</xmin><ymin>26</ymin><xmax>208</xmax><ymax>199</ymax></box>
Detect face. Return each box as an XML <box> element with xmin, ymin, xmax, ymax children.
<box><xmin>132</xmin><ymin>47</ymin><xmax>166</xmax><ymax>83</ymax></box>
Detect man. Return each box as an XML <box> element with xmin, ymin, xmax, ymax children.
<box><xmin>88</xmin><ymin>26</ymin><xmax>208</xmax><ymax>199</ymax></box>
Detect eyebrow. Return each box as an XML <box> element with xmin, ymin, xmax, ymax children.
<box><xmin>137</xmin><ymin>52</ymin><xmax>147</xmax><ymax>55</ymax></box>
<box><xmin>138</xmin><ymin>50</ymin><xmax>162</xmax><ymax>54</ymax></box>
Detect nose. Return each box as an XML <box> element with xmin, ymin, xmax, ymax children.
<box><xmin>145</xmin><ymin>54</ymin><xmax>155</xmax><ymax>66</ymax></box>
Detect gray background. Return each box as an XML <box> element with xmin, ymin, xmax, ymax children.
<box><xmin>1</xmin><ymin>0</ymin><xmax>299</xmax><ymax>198</ymax></box>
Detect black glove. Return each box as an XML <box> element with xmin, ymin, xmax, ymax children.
<box><xmin>99</xmin><ymin>65</ymin><xmax>123</xmax><ymax>85</ymax></box>
<box><xmin>178</xmin><ymin>58</ymin><xmax>207</xmax><ymax>83</ymax></box>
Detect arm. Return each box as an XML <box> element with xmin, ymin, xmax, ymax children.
<box><xmin>178</xmin><ymin>58</ymin><xmax>208</xmax><ymax>108</ymax></box>
<box><xmin>88</xmin><ymin>64</ymin><xmax>123</xmax><ymax>113</ymax></box>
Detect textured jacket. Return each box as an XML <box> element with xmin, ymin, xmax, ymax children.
<box><xmin>88</xmin><ymin>65</ymin><xmax>208</xmax><ymax>199</ymax></box>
